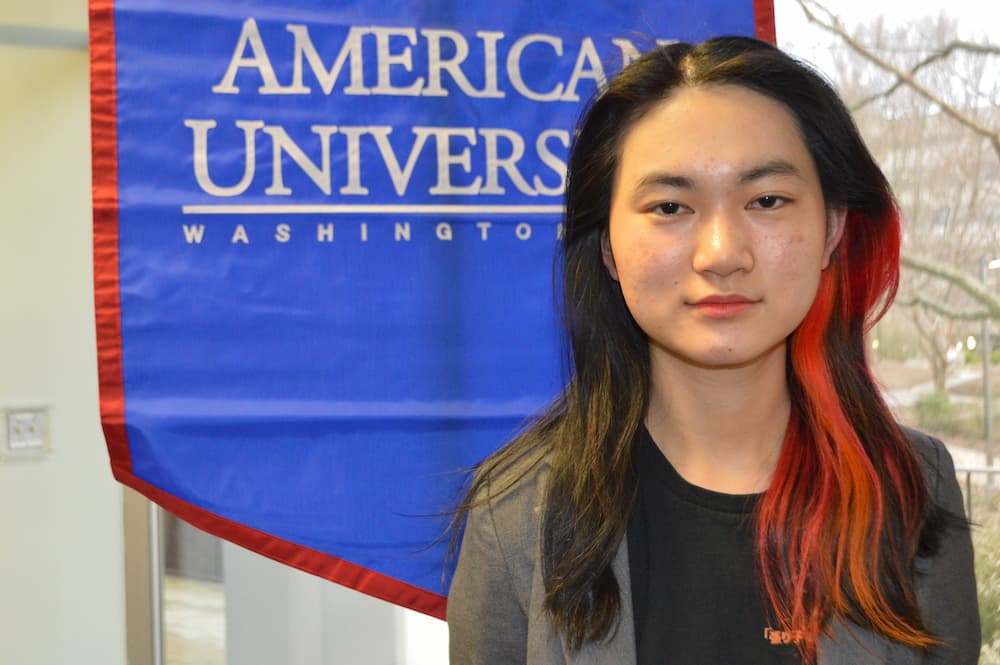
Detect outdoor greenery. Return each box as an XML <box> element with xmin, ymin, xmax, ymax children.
<box><xmin>964</xmin><ymin>348</ymin><xmax>1000</xmax><ymax>366</ymax></box>
<box><xmin>974</xmin><ymin>504</ymin><xmax>1000</xmax><ymax>663</ymax></box>
<box><xmin>913</xmin><ymin>390</ymin><xmax>999</xmax><ymax>441</ymax></box>
<box><xmin>914</xmin><ymin>391</ymin><xmax>958</xmax><ymax>431</ymax></box>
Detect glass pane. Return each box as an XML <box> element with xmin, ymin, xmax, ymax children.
<box><xmin>161</xmin><ymin>511</ymin><xmax>226</xmax><ymax>665</ymax></box>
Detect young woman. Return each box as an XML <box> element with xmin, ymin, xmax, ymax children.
<box><xmin>447</xmin><ymin>37</ymin><xmax>980</xmax><ymax>665</ymax></box>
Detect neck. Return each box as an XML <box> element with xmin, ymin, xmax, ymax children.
<box><xmin>645</xmin><ymin>343</ymin><xmax>791</xmax><ymax>494</ymax></box>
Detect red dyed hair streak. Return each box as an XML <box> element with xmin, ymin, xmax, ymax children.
<box><xmin>757</xmin><ymin>206</ymin><xmax>935</xmax><ymax>662</ymax></box>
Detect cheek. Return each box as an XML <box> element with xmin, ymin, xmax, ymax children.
<box><xmin>766</xmin><ymin>232</ymin><xmax>826</xmax><ymax>314</ymax></box>
<box><xmin>615</xmin><ymin>240</ymin><xmax>686</xmax><ymax>296</ymax></box>
<box><xmin>767</xmin><ymin>230</ymin><xmax>823</xmax><ymax>275</ymax></box>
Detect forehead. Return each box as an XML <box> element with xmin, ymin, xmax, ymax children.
<box><xmin>614</xmin><ymin>84</ymin><xmax>819</xmax><ymax>188</ymax></box>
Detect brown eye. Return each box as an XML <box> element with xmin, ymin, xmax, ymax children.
<box><xmin>749</xmin><ymin>195</ymin><xmax>788</xmax><ymax>210</ymax></box>
<box><xmin>653</xmin><ymin>201</ymin><xmax>689</xmax><ymax>216</ymax></box>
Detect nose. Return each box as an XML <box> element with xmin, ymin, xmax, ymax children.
<box><xmin>691</xmin><ymin>208</ymin><xmax>754</xmax><ymax>277</ymax></box>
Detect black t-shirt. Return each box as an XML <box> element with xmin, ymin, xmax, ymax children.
<box><xmin>627</xmin><ymin>427</ymin><xmax>802</xmax><ymax>664</ymax></box>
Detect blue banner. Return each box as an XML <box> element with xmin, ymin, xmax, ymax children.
<box><xmin>91</xmin><ymin>0</ymin><xmax>773</xmax><ymax>615</ymax></box>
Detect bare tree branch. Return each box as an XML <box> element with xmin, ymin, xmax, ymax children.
<box><xmin>851</xmin><ymin>40</ymin><xmax>1000</xmax><ymax>112</ymax></box>
<box><xmin>905</xmin><ymin>308</ymin><xmax>948</xmax><ymax>393</ymax></box>
<box><xmin>948</xmin><ymin>42</ymin><xmax>1000</xmax><ymax>56</ymax></box>
<box><xmin>796</xmin><ymin>0</ymin><xmax>1000</xmax><ymax>160</ymax></box>
<box><xmin>900</xmin><ymin>252</ymin><xmax>1000</xmax><ymax>317</ymax></box>
<box><xmin>896</xmin><ymin>294</ymin><xmax>989</xmax><ymax>321</ymax></box>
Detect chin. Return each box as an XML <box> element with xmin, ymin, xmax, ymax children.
<box><xmin>691</xmin><ymin>353</ymin><xmax>765</xmax><ymax>371</ymax></box>
<box><xmin>656</xmin><ymin>339</ymin><xmax>788</xmax><ymax>372</ymax></box>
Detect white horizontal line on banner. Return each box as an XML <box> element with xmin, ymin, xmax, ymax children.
<box><xmin>181</xmin><ymin>204</ymin><xmax>564</xmax><ymax>215</ymax></box>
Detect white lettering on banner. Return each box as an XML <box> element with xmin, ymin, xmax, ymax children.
<box><xmin>421</xmin><ymin>29</ymin><xmax>504</xmax><ymax>98</ymax></box>
<box><xmin>185</xmin><ymin>122</ymin><xmax>568</xmax><ymax>199</ymax></box>
<box><xmin>286</xmin><ymin>23</ymin><xmax>368</xmax><ymax>94</ymax></box>
<box><xmin>369</xmin><ymin>126</ymin><xmax>433</xmax><ymax>196</ymax></box>
<box><xmin>232</xmin><ymin>224</ymin><xmax>250</xmax><ymax>243</ymax></box>
<box><xmin>183</xmin><ymin>204</ymin><xmax>563</xmax><ymax>214</ymax></box>
<box><xmin>338</xmin><ymin>126</ymin><xmax>370</xmax><ymax>195</ymax></box>
<box><xmin>479</xmin><ymin>128</ymin><xmax>535</xmax><ymax>196</ymax></box>
<box><xmin>436</xmin><ymin>222</ymin><xmax>453</xmax><ymax>241</ymax></box>
<box><xmin>372</xmin><ymin>28</ymin><xmax>424</xmax><ymax>96</ymax></box>
<box><xmin>506</xmin><ymin>34</ymin><xmax>564</xmax><ymax>101</ymax></box>
<box><xmin>183</xmin><ymin>224</ymin><xmax>206</xmax><ymax>243</ymax></box>
<box><xmin>211</xmin><ymin>19</ymin><xmax>652</xmax><ymax>100</ymax></box>
<box><xmin>181</xmin><ymin>221</ymin><xmax>566</xmax><ymax>244</ymax></box>
<box><xmin>476</xmin><ymin>221</ymin><xmax>492</xmax><ymax>240</ymax></box>
<box><xmin>427</xmin><ymin>128</ymin><xmax>481</xmax><ymax>195</ymax></box>
<box><xmin>212</xmin><ymin>18</ymin><xmax>289</xmax><ymax>94</ymax></box>
<box><xmin>534</xmin><ymin>129</ymin><xmax>569</xmax><ymax>196</ymax></box>
<box><xmin>186</xmin><ymin>20</ymin><xmax>670</xmax><ymax>209</ymax></box>
<box><xmin>612</xmin><ymin>38</ymin><xmax>642</xmax><ymax>68</ymax></box>
<box><xmin>262</xmin><ymin>125</ymin><xmax>338</xmax><ymax>195</ymax></box>
<box><xmin>186</xmin><ymin>119</ymin><xmax>264</xmax><ymax>197</ymax></box>
<box><xmin>561</xmin><ymin>38</ymin><xmax>605</xmax><ymax>101</ymax></box>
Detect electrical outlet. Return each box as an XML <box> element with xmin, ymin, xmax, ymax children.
<box><xmin>2</xmin><ymin>407</ymin><xmax>50</xmax><ymax>460</ymax></box>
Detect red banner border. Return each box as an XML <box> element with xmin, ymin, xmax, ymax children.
<box><xmin>754</xmin><ymin>0</ymin><xmax>777</xmax><ymax>44</ymax></box>
<box><xmin>91</xmin><ymin>0</ymin><xmax>131</xmax><ymax>479</ymax></box>
<box><xmin>114</xmin><ymin>465</ymin><xmax>448</xmax><ymax>618</ymax></box>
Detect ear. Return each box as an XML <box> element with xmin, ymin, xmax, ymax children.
<box><xmin>821</xmin><ymin>206</ymin><xmax>847</xmax><ymax>269</ymax></box>
<box><xmin>601</xmin><ymin>231</ymin><xmax>620</xmax><ymax>281</ymax></box>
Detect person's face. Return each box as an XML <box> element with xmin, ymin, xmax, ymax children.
<box><xmin>603</xmin><ymin>84</ymin><xmax>845</xmax><ymax>371</ymax></box>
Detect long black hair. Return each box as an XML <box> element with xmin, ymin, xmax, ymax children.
<box><xmin>453</xmin><ymin>37</ymin><xmax>938</xmax><ymax>663</ymax></box>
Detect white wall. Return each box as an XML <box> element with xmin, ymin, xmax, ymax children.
<box><xmin>0</xmin><ymin>3</ymin><xmax>127</xmax><ymax>664</ymax></box>
<box><xmin>224</xmin><ymin>544</ymin><xmax>402</xmax><ymax>665</ymax></box>
<box><xmin>223</xmin><ymin>543</ymin><xmax>450</xmax><ymax>665</ymax></box>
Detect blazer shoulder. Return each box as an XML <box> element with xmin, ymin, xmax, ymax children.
<box><xmin>899</xmin><ymin>424</ymin><xmax>943</xmax><ymax>462</ymax></box>
<box><xmin>895</xmin><ymin>428</ymin><xmax>980</xmax><ymax>664</ymax></box>
<box><xmin>472</xmin><ymin>446</ymin><xmax>551</xmax><ymax>544</ymax></box>
<box><xmin>898</xmin><ymin>425</ymin><xmax>953</xmax><ymax>500</ymax></box>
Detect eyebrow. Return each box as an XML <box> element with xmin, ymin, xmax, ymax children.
<box><xmin>634</xmin><ymin>159</ymin><xmax>804</xmax><ymax>191</ymax></box>
<box><xmin>738</xmin><ymin>159</ymin><xmax>802</xmax><ymax>184</ymax></box>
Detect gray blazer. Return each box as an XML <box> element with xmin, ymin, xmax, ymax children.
<box><xmin>447</xmin><ymin>430</ymin><xmax>980</xmax><ymax>664</ymax></box>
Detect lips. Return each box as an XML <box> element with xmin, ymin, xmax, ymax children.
<box><xmin>689</xmin><ymin>294</ymin><xmax>758</xmax><ymax>318</ymax></box>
